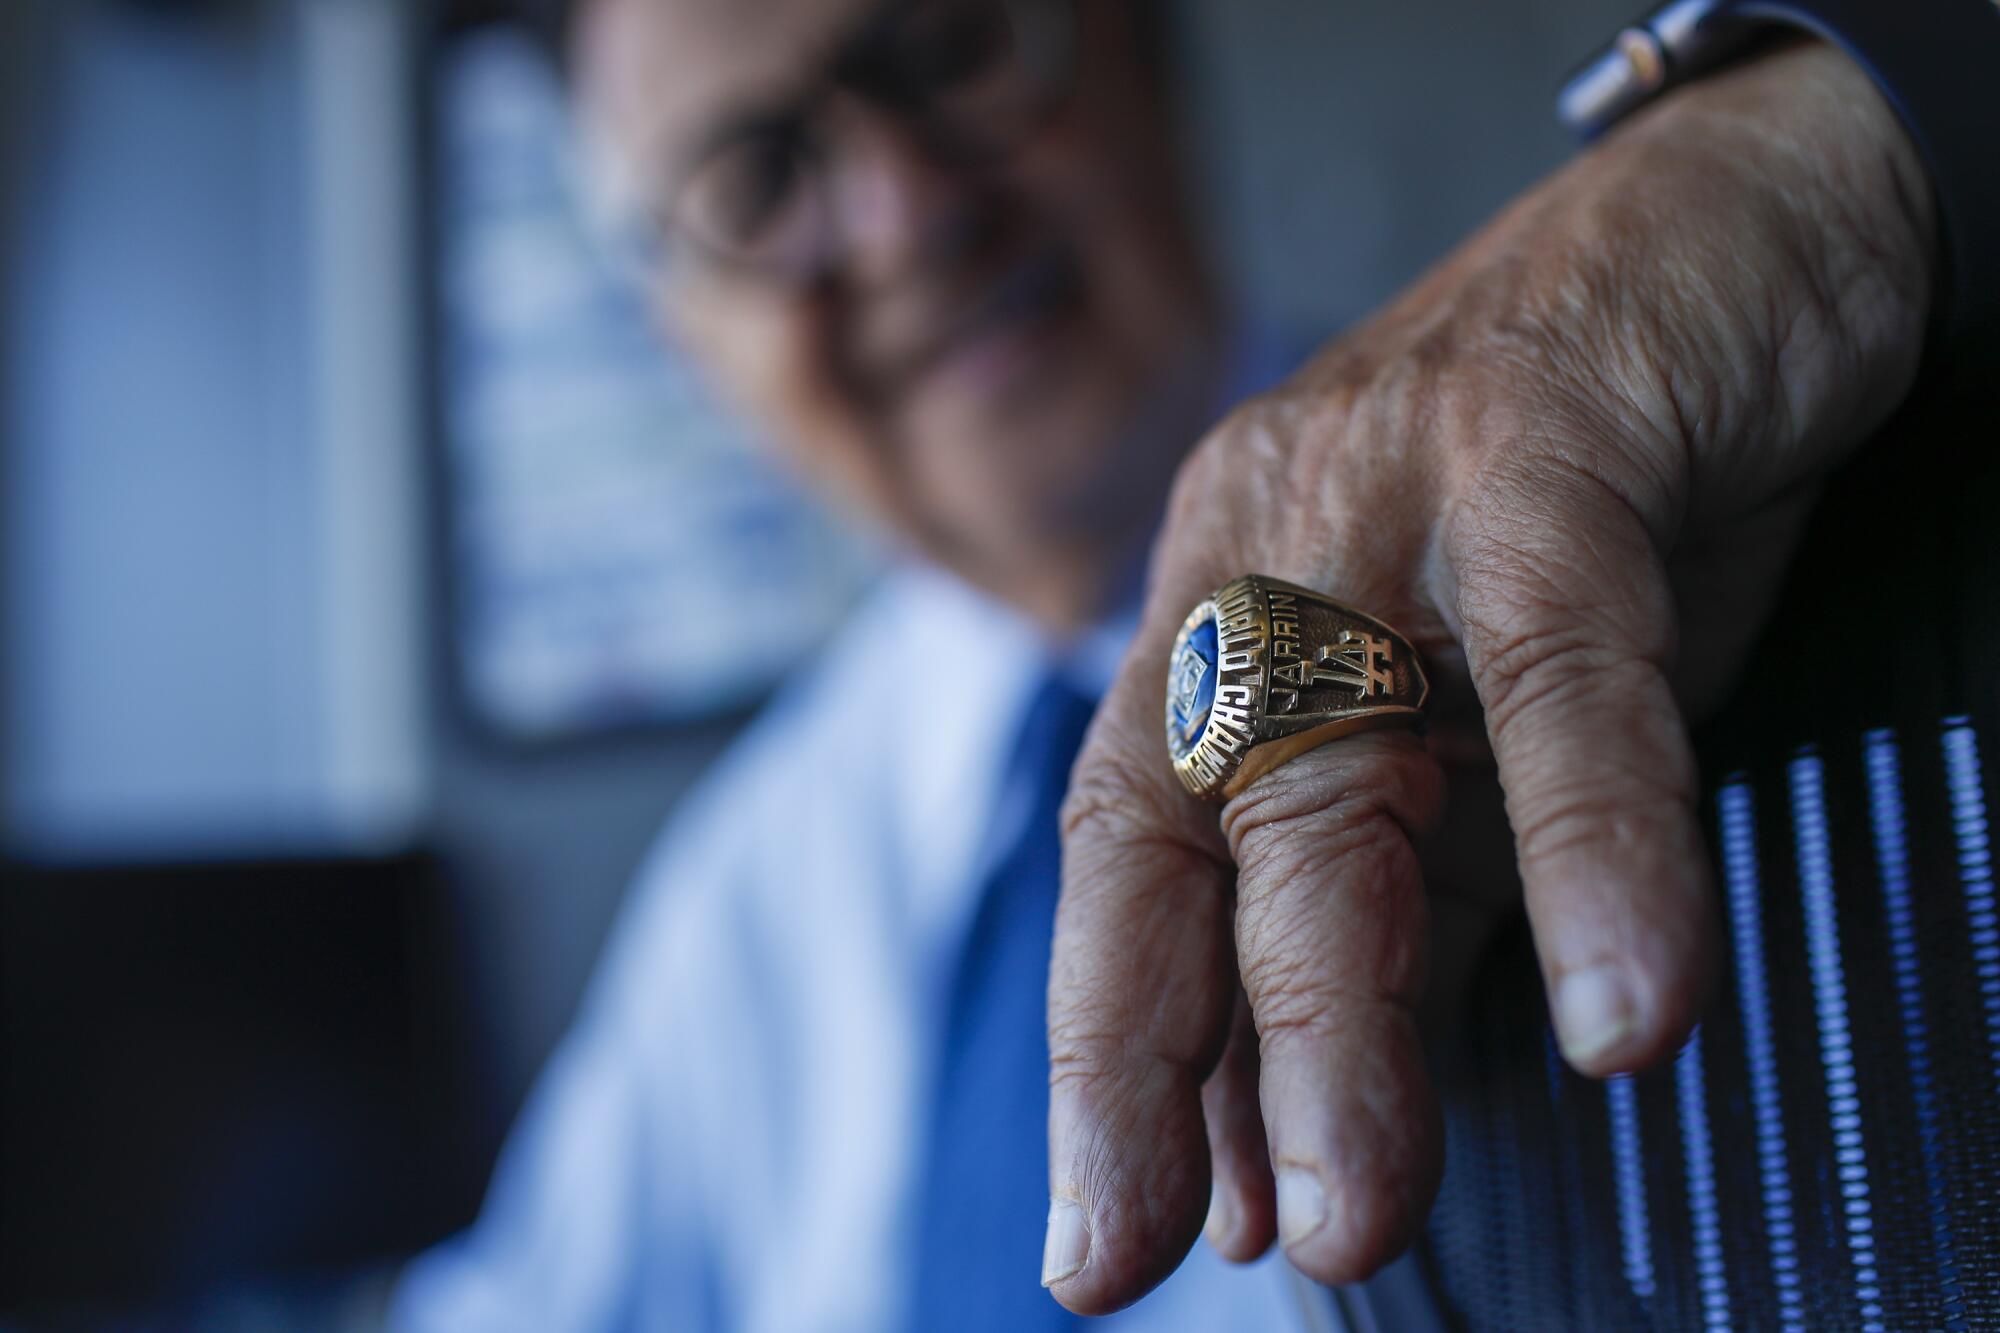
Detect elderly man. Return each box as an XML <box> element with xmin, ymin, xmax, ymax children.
<box><xmin>393</xmin><ymin>0</ymin><xmax>2000</xmax><ymax>1328</ymax></box>
<box><xmin>395</xmin><ymin>1</ymin><xmax>1293</xmax><ymax>1328</ymax></box>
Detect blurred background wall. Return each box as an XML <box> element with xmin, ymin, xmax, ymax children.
<box><xmin>1</xmin><ymin>0</ymin><xmax>1630</xmax><ymax>1319</ymax></box>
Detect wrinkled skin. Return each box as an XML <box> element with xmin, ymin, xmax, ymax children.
<box><xmin>1044</xmin><ymin>41</ymin><xmax>1937</xmax><ymax>1310</ymax></box>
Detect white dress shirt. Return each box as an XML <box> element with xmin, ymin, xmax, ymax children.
<box><xmin>388</xmin><ymin>564</ymin><xmax>1317</xmax><ymax>1333</ymax></box>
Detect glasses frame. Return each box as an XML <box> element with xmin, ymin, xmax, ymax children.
<box><xmin>651</xmin><ymin>0</ymin><xmax>1082</xmax><ymax>287</ymax></box>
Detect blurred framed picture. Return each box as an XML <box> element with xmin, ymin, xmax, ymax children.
<box><xmin>431</xmin><ymin>22</ymin><xmax>872</xmax><ymax>742</ymax></box>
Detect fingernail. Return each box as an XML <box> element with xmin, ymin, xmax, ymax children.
<box><xmin>1555</xmin><ymin>964</ymin><xmax>1639</xmax><ymax>1068</ymax></box>
<box><xmin>1276</xmin><ymin>1168</ymin><xmax>1328</xmax><ymax>1247</ymax></box>
<box><xmin>1041</xmin><ymin>1197</ymin><xmax>1090</xmax><ymax>1287</ymax></box>
<box><xmin>1204</xmin><ymin>1180</ymin><xmax>1235</xmax><ymax>1251</ymax></box>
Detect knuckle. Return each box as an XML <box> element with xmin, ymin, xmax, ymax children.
<box><xmin>1059</xmin><ymin>757</ymin><xmax>1211</xmax><ymax>871</ymax></box>
<box><xmin>1240</xmin><ymin>957</ymin><xmax>1420</xmax><ymax>1058</ymax></box>
<box><xmin>1162</xmin><ymin>394</ymin><xmax>1301</xmax><ymax>549</ymax></box>
<box><xmin>1506</xmin><ymin>731</ymin><xmax>1698</xmax><ymax>870</ymax></box>
<box><xmin>1058</xmin><ymin>735</ymin><xmax>1165</xmax><ymax>841</ymax></box>
<box><xmin>1449</xmin><ymin>493</ymin><xmax>1677</xmax><ymax>732</ymax></box>
<box><xmin>1166</xmin><ymin>375</ymin><xmax>1425</xmax><ymax>598</ymax></box>
<box><xmin>1228</xmin><ymin>785</ymin><xmax>1406</xmax><ymax>879</ymax></box>
<box><xmin>1440</xmin><ymin>347</ymin><xmax>1683</xmax><ymax>551</ymax></box>
<box><xmin>1046</xmin><ymin>1021</ymin><xmax>1128</xmax><ymax>1089</ymax></box>
<box><xmin>1473</xmin><ymin>620</ymin><xmax>1678</xmax><ymax>767</ymax></box>
<box><xmin>1237</xmin><ymin>947</ymin><xmax>1368</xmax><ymax>1043</ymax></box>
<box><xmin>1222</xmin><ymin>736</ymin><xmax>1445</xmax><ymax>854</ymax></box>
<box><xmin>1236</xmin><ymin>843</ymin><xmax>1429</xmax><ymax>1006</ymax></box>
<box><xmin>1044</xmin><ymin>990</ymin><xmax>1173</xmax><ymax>1127</ymax></box>
<box><xmin>1057</xmin><ymin>774</ymin><xmax>1144</xmax><ymax>849</ymax></box>
<box><xmin>1511</xmin><ymin>781</ymin><xmax>1688</xmax><ymax>872</ymax></box>
<box><xmin>1467</xmin><ymin>623</ymin><xmax>1624</xmax><ymax>739</ymax></box>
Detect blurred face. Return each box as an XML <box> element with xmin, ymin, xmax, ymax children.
<box><xmin>576</xmin><ymin>0</ymin><xmax>1221</xmax><ymax>629</ymax></box>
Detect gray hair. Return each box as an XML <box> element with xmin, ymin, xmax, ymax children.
<box><xmin>513</xmin><ymin>0</ymin><xmax>1181</xmax><ymax>90</ymax></box>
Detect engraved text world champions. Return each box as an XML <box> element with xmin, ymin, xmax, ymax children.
<box><xmin>1168</xmin><ymin>575</ymin><xmax>1426</xmax><ymax>799</ymax></box>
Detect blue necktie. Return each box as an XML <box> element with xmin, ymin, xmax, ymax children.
<box><xmin>908</xmin><ymin>674</ymin><xmax>1094</xmax><ymax>1332</ymax></box>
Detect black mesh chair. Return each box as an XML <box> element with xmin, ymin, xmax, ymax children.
<box><xmin>1335</xmin><ymin>350</ymin><xmax>2000</xmax><ymax>1331</ymax></box>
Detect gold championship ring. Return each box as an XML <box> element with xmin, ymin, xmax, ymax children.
<box><xmin>1166</xmin><ymin>575</ymin><xmax>1429</xmax><ymax>801</ymax></box>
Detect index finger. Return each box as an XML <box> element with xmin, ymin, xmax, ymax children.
<box><xmin>1042</xmin><ymin>586</ymin><xmax>1240</xmax><ymax>1312</ymax></box>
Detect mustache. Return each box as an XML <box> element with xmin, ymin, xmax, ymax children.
<box><xmin>843</xmin><ymin>234</ymin><xmax>1086</xmax><ymax>397</ymax></box>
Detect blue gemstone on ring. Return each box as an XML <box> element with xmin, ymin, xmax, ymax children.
<box><xmin>1170</xmin><ymin>614</ymin><xmax>1220</xmax><ymax>749</ymax></box>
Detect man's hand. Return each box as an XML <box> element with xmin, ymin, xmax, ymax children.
<box><xmin>1042</xmin><ymin>42</ymin><xmax>1936</xmax><ymax>1309</ymax></box>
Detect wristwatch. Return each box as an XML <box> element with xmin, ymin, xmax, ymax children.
<box><xmin>1558</xmin><ymin>0</ymin><xmax>2000</xmax><ymax>349</ymax></box>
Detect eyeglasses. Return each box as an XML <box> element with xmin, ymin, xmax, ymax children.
<box><xmin>650</xmin><ymin>0</ymin><xmax>1080</xmax><ymax>285</ymax></box>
